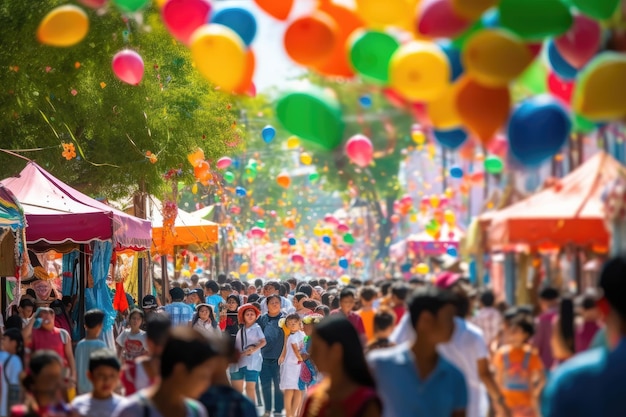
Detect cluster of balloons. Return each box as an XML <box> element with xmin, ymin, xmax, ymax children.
<box><xmin>187</xmin><ymin>148</ymin><xmax>214</xmax><ymax>185</ymax></box>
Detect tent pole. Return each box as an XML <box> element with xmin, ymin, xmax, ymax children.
<box><xmin>161</xmin><ymin>255</ymin><xmax>168</xmax><ymax>305</ymax></box>
<box><xmin>1</xmin><ymin>277</ymin><xmax>6</xmax><ymax>322</ymax></box>
<box><xmin>137</xmin><ymin>255</ymin><xmax>144</xmax><ymax>305</ymax></box>
<box><xmin>78</xmin><ymin>244</ymin><xmax>86</xmax><ymax>339</ymax></box>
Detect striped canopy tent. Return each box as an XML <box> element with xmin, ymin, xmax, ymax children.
<box><xmin>0</xmin><ymin>184</ymin><xmax>28</xmax><ymax>277</ymax></box>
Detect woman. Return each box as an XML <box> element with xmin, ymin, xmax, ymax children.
<box><xmin>231</xmin><ymin>304</ymin><xmax>266</xmax><ymax>405</ymax></box>
<box><xmin>10</xmin><ymin>350</ymin><xmax>76</xmax><ymax>417</ymax></box>
<box><xmin>258</xmin><ymin>294</ymin><xmax>286</xmax><ymax>417</ymax></box>
<box><xmin>223</xmin><ymin>295</ymin><xmax>241</xmax><ymax>345</ymax></box>
<box><xmin>301</xmin><ymin>315</ymin><xmax>381</xmax><ymax>417</ymax></box>
<box><xmin>192</xmin><ymin>304</ymin><xmax>220</xmax><ymax>340</ymax></box>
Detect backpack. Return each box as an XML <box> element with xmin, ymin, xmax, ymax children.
<box><xmin>502</xmin><ymin>348</ymin><xmax>532</xmax><ymax>392</ymax></box>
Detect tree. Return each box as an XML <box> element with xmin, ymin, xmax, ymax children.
<box><xmin>0</xmin><ymin>1</ymin><xmax>243</xmax><ymax>199</ymax></box>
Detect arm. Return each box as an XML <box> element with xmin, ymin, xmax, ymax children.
<box><xmin>65</xmin><ymin>334</ymin><xmax>77</xmax><ymax>385</ymax></box>
<box><xmin>290</xmin><ymin>342</ymin><xmax>303</xmax><ymax>362</ymax></box>
<box><xmin>278</xmin><ymin>338</ymin><xmax>287</xmax><ymax>364</ymax></box>
<box><xmin>477</xmin><ymin>358</ymin><xmax>510</xmax><ymax>417</ymax></box>
<box><xmin>532</xmin><ymin>369</ymin><xmax>546</xmax><ymax>402</ymax></box>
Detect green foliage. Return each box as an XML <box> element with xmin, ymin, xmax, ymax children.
<box><xmin>0</xmin><ymin>1</ymin><xmax>242</xmax><ymax>198</ymax></box>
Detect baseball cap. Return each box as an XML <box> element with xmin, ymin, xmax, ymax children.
<box><xmin>142</xmin><ymin>295</ymin><xmax>157</xmax><ymax>309</ymax></box>
<box><xmin>192</xmin><ymin>288</ymin><xmax>204</xmax><ymax>299</ymax></box>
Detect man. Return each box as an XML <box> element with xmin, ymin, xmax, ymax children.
<box><xmin>205</xmin><ymin>280</ymin><xmax>225</xmax><ymax>315</ymax></box>
<box><xmin>472</xmin><ymin>289</ymin><xmax>502</xmax><ymax>349</ymax></box>
<box><xmin>162</xmin><ymin>287</ymin><xmax>194</xmax><ymax>327</ymax></box>
<box><xmin>187</xmin><ymin>288</ymin><xmax>203</xmax><ymax>308</ymax></box>
<box><xmin>330</xmin><ymin>288</ymin><xmax>365</xmax><ymax>339</ymax></box>
<box><xmin>533</xmin><ymin>287</ymin><xmax>560</xmax><ymax>370</ymax></box>
<box><xmin>542</xmin><ymin>256</ymin><xmax>626</xmax><ymax>417</ymax></box>
<box><xmin>259</xmin><ymin>281</ymin><xmax>295</xmax><ymax>314</ymax></box>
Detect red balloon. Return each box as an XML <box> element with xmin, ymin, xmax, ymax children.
<box><xmin>112</xmin><ymin>49</ymin><xmax>144</xmax><ymax>85</ymax></box>
<box><xmin>548</xmin><ymin>72</ymin><xmax>574</xmax><ymax>105</ymax></box>
<box><xmin>417</xmin><ymin>0</ymin><xmax>471</xmax><ymax>38</ymax></box>
<box><xmin>162</xmin><ymin>0</ymin><xmax>212</xmax><ymax>45</ymax></box>
<box><xmin>345</xmin><ymin>134</ymin><xmax>374</xmax><ymax>167</ymax></box>
<box><xmin>554</xmin><ymin>15</ymin><xmax>601</xmax><ymax>69</ymax></box>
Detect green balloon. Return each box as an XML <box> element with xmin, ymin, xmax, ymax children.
<box><xmin>247</xmin><ymin>159</ymin><xmax>258</xmax><ymax>169</ymax></box>
<box><xmin>499</xmin><ymin>0</ymin><xmax>572</xmax><ymax>40</ymax></box>
<box><xmin>452</xmin><ymin>20</ymin><xmax>485</xmax><ymax>49</ymax></box>
<box><xmin>484</xmin><ymin>155</ymin><xmax>504</xmax><ymax>174</ymax></box>
<box><xmin>517</xmin><ymin>59</ymin><xmax>548</xmax><ymax>95</ymax></box>
<box><xmin>573</xmin><ymin>114</ymin><xmax>596</xmax><ymax>133</ymax></box>
<box><xmin>224</xmin><ymin>171</ymin><xmax>235</xmax><ymax>184</ymax></box>
<box><xmin>343</xmin><ymin>233</ymin><xmax>355</xmax><ymax>245</ymax></box>
<box><xmin>309</xmin><ymin>172</ymin><xmax>320</xmax><ymax>182</ymax></box>
<box><xmin>349</xmin><ymin>30</ymin><xmax>400</xmax><ymax>84</ymax></box>
<box><xmin>276</xmin><ymin>87</ymin><xmax>345</xmax><ymax>151</ymax></box>
<box><xmin>256</xmin><ymin>219</ymin><xmax>266</xmax><ymax>228</ymax></box>
<box><xmin>113</xmin><ymin>0</ymin><xmax>149</xmax><ymax>12</ymax></box>
<box><xmin>572</xmin><ymin>0</ymin><xmax>619</xmax><ymax>19</ymax></box>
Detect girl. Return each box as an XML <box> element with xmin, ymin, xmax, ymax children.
<box><xmin>302</xmin><ymin>315</ymin><xmax>381</xmax><ymax>417</ymax></box>
<box><xmin>116</xmin><ymin>309</ymin><xmax>148</xmax><ymax>395</ymax></box>
<box><xmin>299</xmin><ymin>314</ymin><xmax>322</xmax><ymax>392</ymax></box>
<box><xmin>192</xmin><ymin>304</ymin><xmax>220</xmax><ymax>340</ymax></box>
<box><xmin>10</xmin><ymin>350</ymin><xmax>76</xmax><ymax>417</ymax></box>
<box><xmin>279</xmin><ymin>314</ymin><xmax>305</xmax><ymax>417</ymax></box>
<box><xmin>223</xmin><ymin>295</ymin><xmax>241</xmax><ymax>345</ymax></box>
<box><xmin>231</xmin><ymin>304</ymin><xmax>266</xmax><ymax>404</ymax></box>
<box><xmin>1</xmin><ymin>329</ymin><xmax>24</xmax><ymax>417</ymax></box>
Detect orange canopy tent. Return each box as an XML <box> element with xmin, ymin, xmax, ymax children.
<box><xmin>487</xmin><ymin>151</ymin><xmax>626</xmax><ymax>249</ymax></box>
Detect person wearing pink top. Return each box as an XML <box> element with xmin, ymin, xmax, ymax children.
<box><xmin>533</xmin><ymin>288</ymin><xmax>560</xmax><ymax>370</ymax></box>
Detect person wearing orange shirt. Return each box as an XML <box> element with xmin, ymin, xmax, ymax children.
<box><xmin>357</xmin><ymin>286</ymin><xmax>377</xmax><ymax>343</ymax></box>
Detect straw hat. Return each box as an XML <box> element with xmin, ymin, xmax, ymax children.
<box><xmin>237</xmin><ymin>303</ymin><xmax>261</xmax><ymax>323</ymax></box>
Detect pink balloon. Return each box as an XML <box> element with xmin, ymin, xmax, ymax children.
<box><xmin>345</xmin><ymin>134</ymin><xmax>373</xmax><ymax>168</ymax></box>
<box><xmin>216</xmin><ymin>156</ymin><xmax>232</xmax><ymax>170</ymax></box>
<box><xmin>417</xmin><ymin>0</ymin><xmax>470</xmax><ymax>38</ymax></box>
<box><xmin>324</xmin><ymin>214</ymin><xmax>339</xmax><ymax>225</ymax></box>
<box><xmin>162</xmin><ymin>0</ymin><xmax>212</xmax><ymax>45</ymax></box>
<box><xmin>548</xmin><ymin>72</ymin><xmax>574</xmax><ymax>105</ymax></box>
<box><xmin>112</xmin><ymin>50</ymin><xmax>144</xmax><ymax>85</ymax></box>
<box><xmin>554</xmin><ymin>15</ymin><xmax>601</xmax><ymax>69</ymax></box>
<box><xmin>78</xmin><ymin>0</ymin><xmax>107</xmax><ymax>8</ymax></box>
<box><xmin>337</xmin><ymin>223</ymin><xmax>350</xmax><ymax>233</ymax></box>
<box><xmin>400</xmin><ymin>194</ymin><xmax>413</xmax><ymax>206</ymax></box>
<box><xmin>487</xmin><ymin>135</ymin><xmax>508</xmax><ymax>157</ymax></box>
<box><xmin>291</xmin><ymin>253</ymin><xmax>305</xmax><ymax>264</ymax></box>
<box><xmin>250</xmin><ymin>227</ymin><xmax>265</xmax><ymax>238</ymax></box>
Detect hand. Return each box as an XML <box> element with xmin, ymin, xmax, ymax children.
<box><xmin>278</xmin><ymin>356</ymin><xmax>285</xmax><ymax>365</ymax></box>
<box><xmin>495</xmin><ymin>402</ymin><xmax>511</xmax><ymax>417</ymax></box>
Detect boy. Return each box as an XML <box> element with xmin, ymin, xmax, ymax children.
<box><xmin>75</xmin><ymin>309</ymin><xmax>107</xmax><ymax>395</ymax></box>
<box><xmin>365</xmin><ymin>307</ymin><xmax>397</xmax><ymax>353</ymax></box>
<box><xmin>368</xmin><ymin>286</ymin><xmax>467</xmax><ymax>417</ymax></box>
<box><xmin>390</xmin><ymin>282</ymin><xmax>409</xmax><ymax>324</ymax></box>
<box><xmin>71</xmin><ymin>349</ymin><xmax>124</xmax><ymax>417</ymax></box>
<box><xmin>358</xmin><ymin>286</ymin><xmax>378</xmax><ymax>342</ymax></box>
<box><xmin>493</xmin><ymin>317</ymin><xmax>545</xmax><ymax>417</ymax></box>
<box><xmin>330</xmin><ymin>288</ymin><xmax>365</xmax><ymax>339</ymax></box>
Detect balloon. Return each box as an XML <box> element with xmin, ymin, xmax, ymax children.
<box><xmin>547</xmin><ymin>72</ymin><xmax>574</xmax><ymax>105</ymax></box>
<box><xmin>309</xmin><ymin>172</ymin><xmax>320</xmax><ymax>182</ymax></box>
<box><xmin>428</xmin><ymin>85</ymin><xmax>462</xmax><ymax>129</ymax></box>
<box><xmin>216</xmin><ymin>157</ymin><xmax>232</xmax><ymax>170</ymax></box>
<box><xmin>162</xmin><ymin>0</ymin><xmax>212</xmax><ymax>45</ymax></box>
<box><xmin>262</xmin><ymin>125</ymin><xmax>276</xmax><ymax>143</ymax></box>
<box><xmin>78</xmin><ymin>0</ymin><xmax>107</xmax><ymax>8</ymax></box>
<box><xmin>573</xmin><ymin>114</ymin><xmax>596</xmax><ymax>133</ymax></box>
<box><xmin>254</xmin><ymin>0</ymin><xmax>293</xmax><ymax>20</ymax></box>
<box><xmin>286</xmin><ymin>136</ymin><xmax>300</xmax><ymax>149</ymax></box>
<box><xmin>300</xmin><ymin>153</ymin><xmax>313</xmax><ymax>165</ymax></box>
<box><xmin>231</xmin><ymin>49</ymin><xmax>256</xmax><ymax>96</ymax></box>
<box><xmin>499</xmin><ymin>0</ymin><xmax>572</xmax><ymax>40</ymax></box>
<box><xmin>37</xmin><ymin>5</ymin><xmax>89</xmax><ymax>47</ymax></box>
<box><xmin>417</xmin><ymin>0</ymin><xmax>471</xmax><ymax>39</ymax></box>
<box><xmin>322</xmin><ymin>235</ymin><xmax>331</xmax><ymax>244</ymax></box>
<box><xmin>416</xmin><ymin>263</ymin><xmax>430</xmax><ymax>274</ymax></box>
<box><xmin>113</xmin><ymin>0</ymin><xmax>150</xmax><ymax>12</ymax></box>
<box><xmin>349</xmin><ymin>30</ymin><xmax>399</xmax><ymax>84</ymax></box>
<box><xmin>462</xmin><ymin>29</ymin><xmax>532</xmax><ymax>87</ymax></box>
<box><xmin>292</xmin><ymin>253</ymin><xmax>305</xmax><ymax>264</ymax></box>
<box><xmin>452</xmin><ymin>0</ymin><xmax>498</xmax><ymax>20</ymax></box>
<box><xmin>437</xmin><ymin>41</ymin><xmax>464</xmax><ymax>81</ymax></box>
<box><xmin>389</xmin><ymin>41</ymin><xmax>451</xmax><ymax>102</ymax></box>
<box><xmin>455</xmin><ymin>76</ymin><xmax>510</xmax><ymax>145</ymax></box>
<box><xmin>359</xmin><ymin>95</ymin><xmax>372</xmax><ymax>108</ymax></box>
<box><xmin>190</xmin><ymin>25</ymin><xmax>246</xmax><ymax>91</ymax></box>
<box><xmin>191</xmin><ymin>183</ymin><xmax>198</xmax><ymax>194</ymax></box>
<box><xmin>314</xmin><ymin>1</ymin><xmax>364</xmax><ymax>77</ymax></box>
<box><xmin>355</xmin><ymin>0</ymin><xmax>413</xmax><ymax>30</ymax></box>
<box><xmin>411</xmin><ymin>129</ymin><xmax>426</xmax><ymax>146</ymax></box>
<box><xmin>573</xmin><ymin>53</ymin><xmax>626</xmax><ymax>121</ymax></box>
<box><xmin>235</xmin><ymin>186</ymin><xmax>247</xmax><ymax>197</ymax></box>
<box><xmin>508</xmin><ymin>95</ymin><xmax>571</xmax><ymax>167</ymax></box>
<box><xmin>547</xmin><ymin>41</ymin><xmax>577</xmax><ymax>81</ymax></box>
<box><xmin>390</xmin><ymin>214</ymin><xmax>401</xmax><ymax>224</ymax></box>
<box><xmin>444</xmin><ymin>210</ymin><xmax>456</xmax><ymax>225</ymax></box>
<box><xmin>481</xmin><ymin>8</ymin><xmax>499</xmax><ymax>28</ymax></box>
<box><xmin>288</xmin><ymin>237</ymin><xmax>297</xmax><ymax>246</ymax></box>
<box><xmin>212</xmin><ymin>7</ymin><xmax>257</xmax><ymax>46</ymax></box>
<box><xmin>256</xmin><ymin>219</ymin><xmax>266</xmax><ymax>228</ymax></box>
<box><xmin>517</xmin><ymin>59</ymin><xmax>548</xmax><ymax>95</ymax></box>
<box><xmin>284</xmin><ymin>12</ymin><xmax>337</xmax><ymax>66</ymax></box>
<box><xmin>571</xmin><ymin>0</ymin><xmax>620</xmax><ymax>20</ymax></box>
<box><xmin>338</xmin><ymin>257</ymin><xmax>349</xmax><ymax>269</ymax></box>
<box><xmin>449</xmin><ymin>166</ymin><xmax>464</xmax><ymax>178</ymax></box>
<box><xmin>345</xmin><ymin>134</ymin><xmax>374</xmax><ymax>168</ymax></box>
<box><xmin>223</xmin><ymin>171</ymin><xmax>235</xmax><ymax>183</ymax></box>
<box><xmin>111</xmin><ymin>50</ymin><xmax>144</xmax><ymax>85</ymax></box>
<box><xmin>194</xmin><ymin>161</ymin><xmax>211</xmax><ymax>182</ymax></box>
<box><xmin>446</xmin><ymin>247</ymin><xmax>458</xmax><ymax>256</ymax></box>
<box><xmin>484</xmin><ymin>155</ymin><xmax>504</xmax><ymax>174</ymax></box>
<box><xmin>250</xmin><ymin>227</ymin><xmax>265</xmax><ymax>238</ymax></box>
<box><xmin>343</xmin><ymin>233</ymin><xmax>355</xmax><ymax>244</ymax></box>
<box><xmin>276</xmin><ymin>88</ymin><xmax>345</xmax><ymax>150</ymax></box>
<box><xmin>187</xmin><ymin>148</ymin><xmax>205</xmax><ymax>167</ymax></box>
<box><xmin>554</xmin><ymin>15</ymin><xmax>601</xmax><ymax>69</ymax></box>
<box><xmin>433</xmin><ymin>128</ymin><xmax>468</xmax><ymax>149</ymax></box>
<box><xmin>276</xmin><ymin>172</ymin><xmax>291</xmax><ymax>188</ymax></box>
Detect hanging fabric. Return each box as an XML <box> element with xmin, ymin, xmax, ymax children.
<box><xmin>88</xmin><ymin>241</ymin><xmax>115</xmax><ymax>333</ymax></box>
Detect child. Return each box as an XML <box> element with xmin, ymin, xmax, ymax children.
<box><xmin>298</xmin><ymin>314</ymin><xmax>322</xmax><ymax>392</ymax></box>
<box><xmin>389</xmin><ymin>283</ymin><xmax>409</xmax><ymax>324</ymax></box>
<box><xmin>130</xmin><ymin>314</ymin><xmax>172</xmax><ymax>393</ymax></box>
<box><xmin>279</xmin><ymin>313</ymin><xmax>305</xmax><ymax>417</ymax></box>
<box><xmin>116</xmin><ymin>309</ymin><xmax>148</xmax><ymax>395</ymax></box>
<box><xmin>223</xmin><ymin>295</ymin><xmax>241</xmax><ymax>340</ymax></box>
<box><xmin>71</xmin><ymin>349</ymin><xmax>123</xmax><ymax>417</ymax></box>
<box><xmin>358</xmin><ymin>286</ymin><xmax>378</xmax><ymax>343</ymax></box>
<box><xmin>74</xmin><ymin>309</ymin><xmax>107</xmax><ymax>395</ymax></box>
<box><xmin>365</xmin><ymin>307</ymin><xmax>396</xmax><ymax>353</ymax></box>
<box><xmin>0</xmin><ymin>329</ymin><xmax>24</xmax><ymax>416</ymax></box>
<box><xmin>494</xmin><ymin>317</ymin><xmax>545</xmax><ymax>417</ymax></box>
<box><xmin>17</xmin><ymin>299</ymin><xmax>34</xmax><ymax>327</ymax></box>
<box><xmin>231</xmin><ymin>304</ymin><xmax>265</xmax><ymax>404</ymax></box>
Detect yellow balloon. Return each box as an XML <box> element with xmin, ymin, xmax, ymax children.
<box><xmin>190</xmin><ymin>25</ymin><xmax>246</xmax><ymax>92</ymax></box>
<box><xmin>155</xmin><ymin>0</ymin><xmax>168</xmax><ymax>7</ymax></box>
<box><xmin>355</xmin><ymin>0</ymin><xmax>415</xmax><ymax>30</ymax></box>
<box><xmin>286</xmin><ymin>136</ymin><xmax>300</xmax><ymax>149</ymax></box>
<box><xmin>340</xmin><ymin>274</ymin><xmax>351</xmax><ymax>284</ymax></box>
<box><xmin>390</xmin><ymin>41</ymin><xmax>450</xmax><ymax>102</ymax></box>
<box><xmin>411</xmin><ymin>131</ymin><xmax>426</xmax><ymax>145</ymax></box>
<box><xmin>239</xmin><ymin>262</ymin><xmax>249</xmax><ymax>275</ymax></box>
<box><xmin>313</xmin><ymin>226</ymin><xmax>324</xmax><ymax>237</ymax></box>
<box><xmin>37</xmin><ymin>5</ymin><xmax>89</xmax><ymax>47</ymax></box>
<box><xmin>444</xmin><ymin>210</ymin><xmax>456</xmax><ymax>226</ymax></box>
<box><xmin>452</xmin><ymin>0</ymin><xmax>498</xmax><ymax>20</ymax></box>
<box><xmin>300</xmin><ymin>152</ymin><xmax>313</xmax><ymax>165</ymax></box>
<box><xmin>427</xmin><ymin>84</ymin><xmax>462</xmax><ymax>129</ymax></box>
<box><xmin>463</xmin><ymin>29</ymin><xmax>532</xmax><ymax>87</ymax></box>
<box><xmin>416</xmin><ymin>263</ymin><xmax>429</xmax><ymax>275</ymax></box>
<box><xmin>573</xmin><ymin>53</ymin><xmax>626</xmax><ymax>121</ymax></box>
<box><xmin>191</xmin><ymin>183</ymin><xmax>198</xmax><ymax>194</ymax></box>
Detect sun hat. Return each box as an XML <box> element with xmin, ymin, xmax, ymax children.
<box><xmin>237</xmin><ymin>303</ymin><xmax>261</xmax><ymax>323</ymax></box>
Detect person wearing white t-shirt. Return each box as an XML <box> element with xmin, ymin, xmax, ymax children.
<box><xmin>71</xmin><ymin>349</ymin><xmax>124</xmax><ymax>417</ymax></box>
<box><xmin>231</xmin><ymin>304</ymin><xmax>266</xmax><ymax>405</ymax></box>
<box><xmin>279</xmin><ymin>314</ymin><xmax>305</xmax><ymax>417</ymax></box>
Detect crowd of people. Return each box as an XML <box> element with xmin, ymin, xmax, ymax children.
<box><xmin>3</xmin><ymin>255</ymin><xmax>626</xmax><ymax>417</ymax></box>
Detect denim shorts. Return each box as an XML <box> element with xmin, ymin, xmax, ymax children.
<box><xmin>230</xmin><ymin>366</ymin><xmax>259</xmax><ymax>382</ymax></box>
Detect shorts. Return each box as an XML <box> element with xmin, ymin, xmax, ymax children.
<box><xmin>230</xmin><ymin>366</ymin><xmax>259</xmax><ymax>382</ymax></box>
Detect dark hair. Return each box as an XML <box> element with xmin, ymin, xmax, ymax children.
<box><xmin>22</xmin><ymin>350</ymin><xmax>62</xmax><ymax>392</ymax></box>
<box><xmin>285</xmin><ymin>313</ymin><xmax>301</xmax><ymax>324</ymax></box>
<box><xmin>217</xmin><ymin>274</ymin><xmax>228</xmax><ymax>285</ymax></box>
<box><xmin>480</xmin><ymin>290</ymin><xmax>496</xmax><ymax>307</ymax></box>
<box><xmin>315</xmin><ymin>305</ymin><xmax>330</xmax><ymax>317</ymax></box>
<box><xmin>309</xmin><ymin>279</ymin><xmax>319</xmax><ymax>288</ymax></box>
<box><xmin>205</xmin><ymin>280</ymin><xmax>219</xmax><ymax>294</ymax></box>
<box><xmin>539</xmin><ymin>287</ymin><xmax>559</xmax><ymax>301</ymax></box>
<box><xmin>559</xmin><ymin>297</ymin><xmax>575</xmax><ymax>354</ymax></box>
<box><xmin>314</xmin><ymin>315</ymin><xmax>375</xmax><ymax>388</ymax></box>
<box><xmin>294</xmin><ymin>292</ymin><xmax>308</xmax><ymax>303</ymax></box>
<box><xmin>191</xmin><ymin>274</ymin><xmax>200</xmax><ymax>283</ymax></box>
<box><xmin>339</xmin><ymin>288</ymin><xmax>356</xmax><ymax>301</ymax></box>
<box><xmin>3</xmin><ymin>328</ymin><xmax>24</xmax><ymax>364</ymax></box>
<box><xmin>360</xmin><ymin>286</ymin><xmax>377</xmax><ymax>302</ymax></box>
<box><xmin>600</xmin><ymin>256</ymin><xmax>626</xmax><ymax>320</ymax></box>
<box><xmin>319</xmin><ymin>278</ymin><xmax>327</xmax><ymax>287</ymax></box>
<box><xmin>581</xmin><ymin>295</ymin><xmax>597</xmax><ymax>311</ymax></box>
<box><xmin>408</xmin><ymin>286</ymin><xmax>457</xmax><ymax>327</ymax></box>
<box><xmin>286</xmin><ymin>277</ymin><xmax>298</xmax><ymax>286</ymax></box>
<box><xmin>160</xmin><ymin>328</ymin><xmax>219</xmax><ymax>378</ymax></box>
<box><xmin>251</xmin><ymin>301</ymin><xmax>261</xmax><ymax>311</ymax></box>
<box><xmin>192</xmin><ymin>304</ymin><xmax>217</xmax><ymax>329</ymax></box>
<box><xmin>19</xmin><ymin>298</ymin><xmax>34</xmax><ymax>309</ymax></box>
<box><xmin>321</xmin><ymin>292</ymin><xmax>333</xmax><ymax>307</ymax></box>
<box><xmin>227</xmin><ymin>294</ymin><xmax>241</xmax><ymax>310</ymax></box>
<box><xmin>330</xmin><ymin>296</ymin><xmax>340</xmax><ymax>310</ymax></box>
<box><xmin>380</xmin><ymin>281</ymin><xmax>392</xmax><ymax>296</ymax></box>
<box><xmin>327</xmin><ymin>279</ymin><xmax>338</xmax><ymax>288</ymax></box>
<box><xmin>298</xmin><ymin>284</ymin><xmax>313</xmax><ymax>298</ymax></box>
<box><xmin>350</xmin><ymin>278</ymin><xmax>363</xmax><ymax>287</ymax></box>
<box><xmin>254</xmin><ymin>278</ymin><xmax>264</xmax><ymax>288</ymax></box>
<box><xmin>391</xmin><ymin>283</ymin><xmax>409</xmax><ymax>301</ymax></box>
<box><xmin>146</xmin><ymin>314</ymin><xmax>172</xmax><ymax>346</ymax></box>
<box><xmin>84</xmin><ymin>309</ymin><xmax>106</xmax><ymax>329</ymax></box>
<box><xmin>373</xmin><ymin>308</ymin><xmax>396</xmax><ymax>332</ymax></box>
<box><xmin>302</xmin><ymin>300</ymin><xmax>318</xmax><ymax>310</ymax></box>
<box><xmin>510</xmin><ymin>317</ymin><xmax>534</xmax><ymax>340</ymax></box>
<box><xmin>89</xmin><ymin>349</ymin><xmax>121</xmax><ymax>373</ymax></box>
<box><xmin>247</xmin><ymin>293</ymin><xmax>260</xmax><ymax>303</ymax></box>
<box><xmin>265</xmin><ymin>281</ymin><xmax>280</xmax><ymax>291</ymax></box>
<box><xmin>265</xmin><ymin>294</ymin><xmax>281</xmax><ymax>305</ymax></box>
<box><xmin>25</xmin><ymin>289</ymin><xmax>36</xmax><ymax>299</ymax></box>
<box><xmin>129</xmin><ymin>308</ymin><xmax>144</xmax><ymax>321</ymax></box>
<box><xmin>231</xmin><ymin>280</ymin><xmax>243</xmax><ymax>293</ymax></box>
<box><xmin>62</xmin><ymin>295</ymin><xmax>73</xmax><ymax>307</ymax></box>
<box><xmin>220</xmin><ymin>284</ymin><xmax>232</xmax><ymax>293</ymax></box>
<box><xmin>279</xmin><ymin>282</ymin><xmax>288</xmax><ymax>297</ymax></box>
<box><xmin>5</xmin><ymin>315</ymin><xmax>22</xmax><ymax>331</ymax></box>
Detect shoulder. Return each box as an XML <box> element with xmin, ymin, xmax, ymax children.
<box><xmin>551</xmin><ymin>348</ymin><xmax>607</xmax><ymax>384</ymax></box>
<box><xmin>71</xmin><ymin>393</ymin><xmax>91</xmax><ymax>406</ymax></box>
<box><xmin>111</xmin><ymin>395</ymin><xmax>141</xmax><ymax>417</ymax></box>
<box><xmin>185</xmin><ymin>399</ymin><xmax>208</xmax><ymax>417</ymax></box>
<box><xmin>367</xmin><ymin>342</ymin><xmax>409</xmax><ymax>365</ymax></box>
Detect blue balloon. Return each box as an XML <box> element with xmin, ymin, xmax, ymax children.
<box><xmin>211</xmin><ymin>7</ymin><xmax>257</xmax><ymax>46</ymax></box>
<box><xmin>437</xmin><ymin>41</ymin><xmax>464</xmax><ymax>81</ymax></box>
<box><xmin>235</xmin><ymin>186</ymin><xmax>247</xmax><ymax>197</ymax></box>
<box><xmin>433</xmin><ymin>128</ymin><xmax>468</xmax><ymax>150</ymax></box>
<box><xmin>359</xmin><ymin>95</ymin><xmax>372</xmax><ymax>108</ymax></box>
<box><xmin>481</xmin><ymin>9</ymin><xmax>499</xmax><ymax>28</ymax></box>
<box><xmin>446</xmin><ymin>247</ymin><xmax>458</xmax><ymax>257</ymax></box>
<box><xmin>262</xmin><ymin>125</ymin><xmax>276</xmax><ymax>143</ymax></box>
<box><xmin>322</xmin><ymin>235</ymin><xmax>331</xmax><ymax>244</ymax></box>
<box><xmin>338</xmin><ymin>257</ymin><xmax>349</xmax><ymax>269</ymax></box>
<box><xmin>547</xmin><ymin>41</ymin><xmax>577</xmax><ymax>80</ymax></box>
<box><xmin>400</xmin><ymin>263</ymin><xmax>412</xmax><ymax>273</ymax></box>
<box><xmin>232</xmin><ymin>159</ymin><xmax>240</xmax><ymax>169</ymax></box>
<box><xmin>449</xmin><ymin>166</ymin><xmax>464</xmax><ymax>178</ymax></box>
<box><xmin>508</xmin><ymin>95</ymin><xmax>571</xmax><ymax>167</ymax></box>
<box><xmin>288</xmin><ymin>237</ymin><xmax>296</xmax><ymax>246</ymax></box>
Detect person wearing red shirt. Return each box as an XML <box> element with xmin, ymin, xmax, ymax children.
<box><xmin>330</xmin><ymin>288</ymin><xmax>366</xmax><ymax>343</ymax></box>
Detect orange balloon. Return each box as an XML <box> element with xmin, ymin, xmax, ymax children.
<box><xmin>284</xmin><ymin>12</ymin><xmax>337</xmax><ymax>66</ymax></box>
<box><xmin>194</xmin><ymin>161</ymin><xmax>211</xmax><ymax>182</ymax></box>
<box><xmin>233</xmin><ymin>49</ymin><xmax>256</xmax><ymax>95</ymax></box>
<box><xmin>283</xmin><ymin>218</ymin><xmax>296</xmax><ymax>229</ymax></box>
<box><xmin>313</xmin><ymin>0</ymin><xmax>364</xmax><ymax>77</ymax></box>
<box><xmin>276</xmin><ymin>172</ymin><xmax>291</xmax><ymax>188</ymax></box>
<box><xmin>455</xmin><ymin>76</ymin><xmax>510</xmax><ymax>145</ymax></box>
<box><xmin>254</xmin><ymin>0</ymin><xmax>293</xmax><ymax>20</ymax></box>
<box><xmin>187</xmin><ymin>148</ymin><xmax>205</xmax><ymax>167</ymax></box>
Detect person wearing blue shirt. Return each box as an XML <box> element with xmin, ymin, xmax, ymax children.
<box><xmin>205</xmin><ymin>280</ymin><xmax>225</xmax><ymax>315</ymax></box>
<box><xmin>542</xmin><ymin>256</ymin><xmax>626</xmax><ymax>417</ymax></box>
<box><xmin>368</xmin><ymin>286</ymin><xmax>467</xmax><ymax>417</ymax></box>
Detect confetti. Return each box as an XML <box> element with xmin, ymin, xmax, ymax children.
<box><xmin>74</xmin><ymin>62</ymin><xmax>81</xmax><ymax>69</ymax></box>
<box><xmin>62</xmin><ymin>143</ymin><xmax>76</xmax><ymax>160</ymax></box>
<box><xmin>100</xmin><ymin>82</ymin><xmax>106</xmax><ymax>89</ymax></box>
<box><xmin>71</xmin><ymin>89</ymin><xmax>78</xmax><ymax>96</ymax></box>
